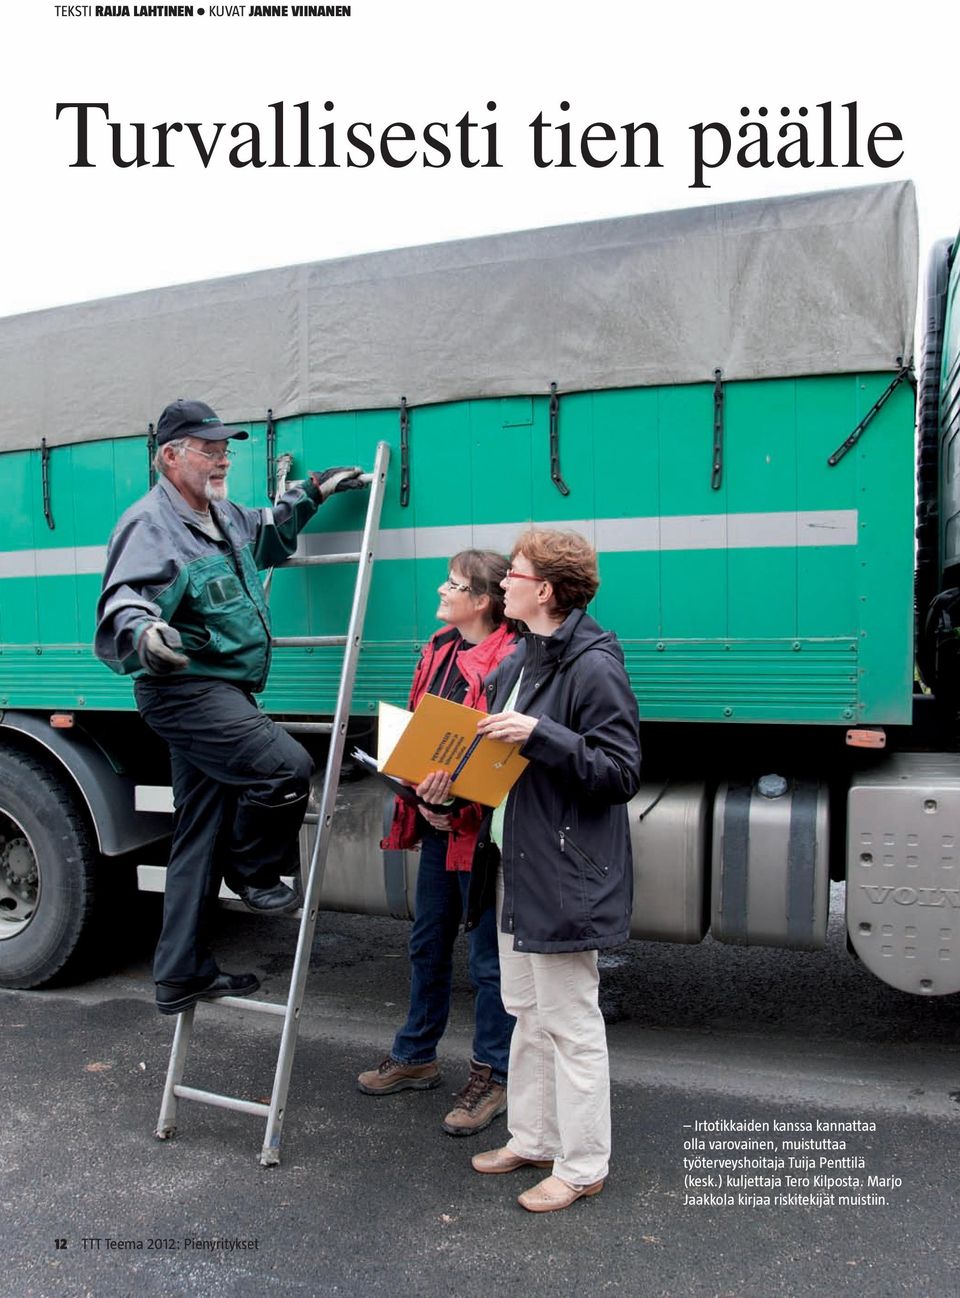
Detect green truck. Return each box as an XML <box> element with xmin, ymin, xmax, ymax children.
<box><xmin>1</xmin><ymin>179</ymin><xmax>958</xmax><ymax>996</ymax></box>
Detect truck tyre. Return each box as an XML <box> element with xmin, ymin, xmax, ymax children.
<box><xmin>0</xmin><ymin>749</ymin><xmax>99</xmax><ymax>989</ymax></box>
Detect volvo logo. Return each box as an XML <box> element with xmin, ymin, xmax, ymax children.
<box><xmin>860</xmin><ymin>885</ymin><xmax>960</xmax><ymax>908</ymax></box>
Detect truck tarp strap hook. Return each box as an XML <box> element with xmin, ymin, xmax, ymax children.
<box><xmin>712</xmin><ymin>369</ymin><xmax>724</xmax><ymax>491</ymax></box>
<box><xmin>827</xmin><ymin>362</ymin><xmax>913</xmax><ymax>467</ymax></box>
<box><xmin>40</xmin><ymin>438</ymin><xmax>55</xmax><ymax>531</ymax></box>
<box><xmin>399</xmin><ymin>396</ymin><xmax>410</xmax><ymax>508</ymax></box>
<box><xmin>147</xmin><ymin>422</ymin><xmax>157</xmax><ymax>488</ymax></box>
<box><xmin>265</xmin><ymin>407</ymin><xmax>277</xmax><ymax>500</ymax></box>
<box><xmin>549</xmin><ymin>382</ymin><xmax>571</xmax><ymax>497</ymax></box>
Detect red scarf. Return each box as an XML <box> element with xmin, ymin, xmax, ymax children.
<box><xmin>381</xmin><ymin>622</ymin><xmax>518</xmax><ymax>869</ymax></box>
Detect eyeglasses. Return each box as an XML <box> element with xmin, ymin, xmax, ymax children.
<box><xmin>442</xmin><ymin>576</ymin><xmax>474</xmax><ymax>594</ymax></box>
<box><xmin>184</xmin><ymin>445</ymin><xmax>235</xmax><ymax>462</ymax></box>
<box><xmin>505</xmin><ymin>569</ymin><xmax>543</xmax><ymax>582</ymax></box>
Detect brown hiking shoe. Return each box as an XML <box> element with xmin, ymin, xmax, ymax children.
<box><xmin>357</xmin><ymin>1056</ymin><xmax>441</xmax><ymax>1095</ymax></box>
<box><xmin>441</xmin><ymin>1061</ymin><xmax>507</xmax><ymax>1136</ymax></box>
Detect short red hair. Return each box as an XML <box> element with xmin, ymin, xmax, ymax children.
<box><xmin>511</xmin><ymin>529</ymin><xmax>599</xmax><ymax>614</ymax></box>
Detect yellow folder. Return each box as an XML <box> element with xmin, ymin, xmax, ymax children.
<box><xmin>380</xmin><ymin>693</ymin><xmax>528</xmax><ymax>807</ymax></box>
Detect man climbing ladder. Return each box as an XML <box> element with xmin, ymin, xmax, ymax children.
<box><xmin>100</xmin><ymin>408</ymin><xmax>389</xmax><ymax>1167</ymax></box>
<box><xmin>94</xmin><ymin>397</ymin><xmax>366</xmax><ymax>1015</ymax></box>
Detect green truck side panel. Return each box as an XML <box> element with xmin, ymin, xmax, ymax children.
<box><xmin>0</xmin><ymin>374</ymin><xmax>915</xmax><ymax>724</ymax></box>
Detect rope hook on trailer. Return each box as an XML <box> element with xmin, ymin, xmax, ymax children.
<box><xmin>262</xmin><ymin>451</ymin><xmax>294</xmax><ymax>602</ymax></box>
<box><xmin>711</xmin><ymin>369</ymin><xmax>724</xmax><ymax>491</ymax></box>
<box><xmin>549</xmin><ymin>382</ymin><xmax>571</xmax><ymax>497</ymax></box>
<box><xmin>40</xmin><ymin>439</ymin><xmax>55</xmax><ymax>531</ymax></box>
<box><xmin>399</xmin><ymin>396</ymin><xmax>410</xmax><ymax>508</ymax></box>
<box><xmin>147</xmin><ymin>423</ymin><xmax>157</xmax><ymax>488</ymax></box>
<box><xmin>265</xmin><ymin>408</ymin><xmax>277</xmax><ymax>500</ymax></box>
<box><xmin>827</xmin><ymin>360</ymin><xmax>914</xmax><ymax>467</ymax></box>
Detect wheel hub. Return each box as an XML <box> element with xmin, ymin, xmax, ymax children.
<box><xmin>0</xmin><ymin>835</ymin><xmax>37</xmax><ymax>926</ymax></box>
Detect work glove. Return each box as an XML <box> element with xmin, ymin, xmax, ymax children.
<box><xmin>308</xmin><ymin>466</ymin><xmax>365</xmax><ymax>502</ymax></box>
<box><xmin>137</xmin><ymin>621</ymin><xmax>189</xmax><ymax>674</ymax></box>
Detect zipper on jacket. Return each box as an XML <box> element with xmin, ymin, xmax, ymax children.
<box><xmin>559</xmin><ymin>827</ymin><xmax>608</xmax><ymax>878</ymax></box>
<box><xmin>524</xmin><ymin>635</ymin><xmax>543</xmax><ymax>705</ymax></box>
<box><xmin>218</xmin><ymin>518</ymin><xmax>273</xmax><ymax>688</ymax></box>
<box><xmin>507</xmin><ymin>788</ymin><xmax>518</xmax><ymax>932</ymax></box>
<box><xmin>488</xmin><ymin>651</ymin><xmax>525</xmax><ymax>936</ymax></box>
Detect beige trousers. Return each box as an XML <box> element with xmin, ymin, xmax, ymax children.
<box><xmin>496</xmin><ymin>878</ymin><xmax>611</xmax><ymax>1185</ymax></box>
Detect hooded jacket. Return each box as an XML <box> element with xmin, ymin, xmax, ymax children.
<box><xmin>466</xmin><ymin>608</ymin><xmax>641</xmax><ymax>952</ymax></box>
<box><xmin>95</xmin><ymin>474</ymin><xmax>320</xmax><ymax>692</ymax></box>
<box><xmin>381</xmin><ymin>621</ymin><xmax>518</xmax><ymax>870</ymax></box>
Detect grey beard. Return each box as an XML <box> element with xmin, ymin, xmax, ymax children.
<box><xmin>204</xmin><ymin>479</ymin><xmax>228</xmax><ymax>503</ymax></box>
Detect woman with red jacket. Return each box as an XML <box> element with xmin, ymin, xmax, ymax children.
<box><xmin>357</xmin><ymin>550</ymin><xmax>518</xmax><ymax>1136</ymax></box>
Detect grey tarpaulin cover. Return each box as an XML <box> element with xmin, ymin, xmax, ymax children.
<box><xmin>0</xmin><ymin>180</ymin><xmax>917</xmax><ymax>452</ymax></box>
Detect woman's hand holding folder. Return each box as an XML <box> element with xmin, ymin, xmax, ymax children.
<box><xmin>416</xmin><ymin>770</ymin><xmax>454</xmax><ymax>830</ymax></box>
<box><xmin>475</xmin><ymin>710</ymin><xmax>539</xmax><ymax>745</ymax></box>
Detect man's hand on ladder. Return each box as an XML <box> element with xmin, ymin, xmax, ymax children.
<box><xmin>309</xmin><ymin>467</ymin><xmax>365</xmax><ymax>501</ymax></box>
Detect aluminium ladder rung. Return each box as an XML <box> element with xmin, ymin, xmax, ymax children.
<box><xmin>271</xmin><ymin>635</ymin><xmax>348</xmax><ymax>648</ymax></box>
<box><xmin>280</xmin><ymin>552</ymin><xmax>362</xmax><ymax>568</ymax></box>
<box><xmin>215</xmin><ymin>996</ymin><xmax>287</xmax><ymax>1015</ymax></box>
<box><xmin>173</xmin><ymin>1086</ymin><xmax>270</xmax><ymax>1118</ymax></box>
<box><xmin>279</xmin><ymin>722</ymin><xmax>334</xmax><ymax>735</ymax></box>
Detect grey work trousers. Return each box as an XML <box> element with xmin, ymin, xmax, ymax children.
<box><xmin>136</xmin><ymin>676</ymin><xmax>314</xmax><ymax>986</ymax></box>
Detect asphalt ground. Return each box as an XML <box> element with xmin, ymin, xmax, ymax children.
<box><xmin>2</xmin><ymin>895</ymin><xmax>960</xmax><ymax>1298</ymax></box>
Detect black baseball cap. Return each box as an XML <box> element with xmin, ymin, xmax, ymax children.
<box><xmin>156</xmin><ymin>398</ymin><xmax>249</xmax><ymax>445</ymax></box>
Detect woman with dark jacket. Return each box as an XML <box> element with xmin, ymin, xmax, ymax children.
<box><xmin>356</xmin><ymin>550</ymin><xmax>518</xmax><ymax>1137</ymax></box>
<box><xmin>468</xmin><ymin>528</ymin><xmax>641</xmax><ymax>1211</ymax></box>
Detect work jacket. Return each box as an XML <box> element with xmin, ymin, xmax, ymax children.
<box><xmin>95</xmin><ymin>475</ymin><xmax>320</xmax><ymax>693</ymax></box>
<box><xmin>381</xmin><ymin>621</ymin><xmax>518</xmax><ymax>870</ymax></box>
<box><xmin>466</xmin><ymin>609</ymin><xmax>641</xmax><ymax>952</ymax></box>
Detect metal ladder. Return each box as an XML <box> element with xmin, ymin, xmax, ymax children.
<box><xmin>155</xmin><ymin>440</ymin><xmax>390</xmax><ymax>1166</ymax></box>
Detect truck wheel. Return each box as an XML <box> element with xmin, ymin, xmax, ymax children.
<box><xmin>0</xmin><ymin>749</ymin><xmax>99</xmax><ymax>989</ymax></box>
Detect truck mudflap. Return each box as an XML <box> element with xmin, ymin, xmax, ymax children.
<box><xmin>847</xmin><ymin>753</ymin><xmax>960</xmax><ymax>995</ymax></box>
